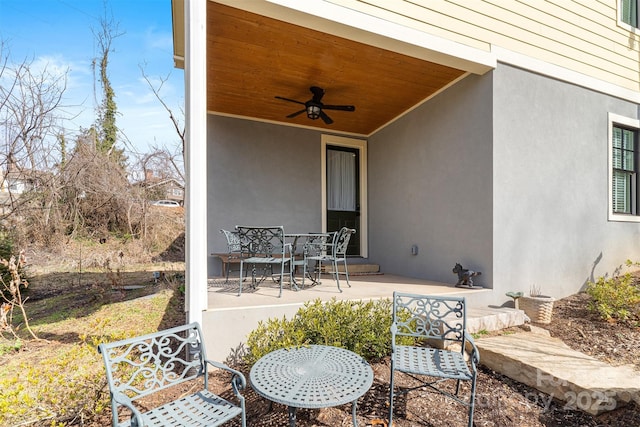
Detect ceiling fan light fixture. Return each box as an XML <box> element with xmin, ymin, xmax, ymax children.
<box><xmin>306</xmin><ymin>104</ymin><xmax>321</xmax><ymax>120</ymax></box>
<box><xmin>276</xmin><ymin>87</ymin><xmax>354</xmax><ymax>125</ymax></box>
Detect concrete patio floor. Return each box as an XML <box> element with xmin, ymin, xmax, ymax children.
<box><xmin>206</xmin><ymin>272</ymin><xmax>491</xmax><ymax>309</ymax></box>
<box><xmin>201</xmin><ymin>272</ymin><xmax>500</xmax><ymax>361</ymax></box>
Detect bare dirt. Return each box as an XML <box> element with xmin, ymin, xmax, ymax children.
<box><xmin>83</xmin><ymin>291</ymin><xmax>639</xmax><ymax>427</ymax></box>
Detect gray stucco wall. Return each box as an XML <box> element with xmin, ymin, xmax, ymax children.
<box><xmin>206</xmin><ymin>115</ymin><xmax>324</xmax><ymax>275</ymax></box>
<box><xmin>367</xmin><ymin>73</ymin><xmax>494</xmax><ymax>286</ymax></box>
<box><xmin>493</xmin><ymin>63</ymin><xmax>640</xmax><ymax>298</ymax></box>
<box><xmin>206</xmin><ymin>64</ymin><xmax>640</xmax><ymax>300</ymax></box>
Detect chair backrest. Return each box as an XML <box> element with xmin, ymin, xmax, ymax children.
<box><xmin>332</xmin><ymin>227</ymin><xmax>356</xmax><ymax>256</ymax></box>
<box><xmin>98</xmin><ymin>322</ymin><xmax>207</xmax><ymax>403</ymax></box>
<box><xmin>221</xmin><ymin>229</ymin><xmax>242</xmax><ymax>253</ymax></box>
<box><xmin>391</xmin><ymin>292</ymin><xmax>468</xmax><ymax>349</ymax></box>
<box><xmin>235</xmin><ymin>226</ymin><xmax>286</xmax><ymax>256</ymax></box>
<box><xmin>302</xmin><ymin>233</ymin><xmax>330</xmax><ymax>257</ymax></box>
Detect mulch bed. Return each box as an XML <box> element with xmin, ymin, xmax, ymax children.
<box><xmin>90</xmin><ymin>293</ymin><xmax>640</xmax><ymax>427</ymax></box>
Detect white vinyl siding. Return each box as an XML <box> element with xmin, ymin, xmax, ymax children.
<box><xmin>328</xmin><ymin>0</ymin><xmax>640</xmax><ymax>92</ymax></box>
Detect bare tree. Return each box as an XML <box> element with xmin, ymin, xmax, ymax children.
<box><xmin>0</xmin><ymin>43</ymin><xmax>69</xmax><ymax>223</ymax></box>
<box><xmin>139</xmin><ymin>67</ymin><xmax>185</xmax><ymax>182</ymax></box>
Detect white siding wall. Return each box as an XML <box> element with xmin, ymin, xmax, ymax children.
<box><xmin>329</xmin><ymin>1</ymin><xmax>640</xmax><ymax>91</ymax></box>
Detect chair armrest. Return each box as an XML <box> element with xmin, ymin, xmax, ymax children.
<box><xmin>464</xmin><ymin>331</ymin><xmax>480</xmax><ymax>368</ymax></box>
<box><xmin>112</xmin><ymin>391</ymin><xmax>145</xmax><ymax>426</ymax></box>
<box><xmin>206</xmin><ymin>359</ymin><xmax>247</xmax><ymax>393</ymax></box>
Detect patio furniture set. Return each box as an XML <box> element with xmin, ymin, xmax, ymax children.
<box><xmin>99</xmin><ymin>292</ymin><xmax>479</xmax><ymax>427</ymax></box>
<box><xmin>217</xmin><ymin>225</ymin><xmax>356</xmax><ymax>297</ymax></box>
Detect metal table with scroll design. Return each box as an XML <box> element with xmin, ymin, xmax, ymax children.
<box><xmin>249</xmin><ymin>345</ymin><xmax>374</xmax><ymax>427</ymax></box>
<box><xmin>285</xmin><ymin>233</ymin><xmax>332</xmax><ymax>288</ymax></box>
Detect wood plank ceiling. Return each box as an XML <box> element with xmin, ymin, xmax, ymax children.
<box><xmin>207</xmin><ymin>2</ymin><xmax>466</xmax><ymax>136</ymax></box>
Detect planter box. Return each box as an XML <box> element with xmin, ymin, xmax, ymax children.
<box><xmin>520</xmin><ymin>295</ymin><xmax>555</xmax><ymax>324</ymax></box>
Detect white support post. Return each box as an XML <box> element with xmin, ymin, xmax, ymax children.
<box><xmin>184</xmin><ymin>0</ymin><xmax>207</xmax><ymax>325</ymax></box>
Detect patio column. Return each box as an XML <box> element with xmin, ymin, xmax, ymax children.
<box><xmin>184</xmin><ymin>0</ymin><xmax>207</xmax><ymax>325</ymax></box>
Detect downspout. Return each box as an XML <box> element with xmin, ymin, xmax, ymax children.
<box><xmin>184</xmin><ymin>0</ymin><xmax>207</xmax><ymax>325</ymax></box>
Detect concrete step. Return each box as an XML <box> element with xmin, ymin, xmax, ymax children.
<box><xmin>476</xmin><ymin>331</ymin><xmax>640</xmax><ymax>415</ymax></box>
<box><xmin>466</xmin><ymin>306</ymin><xmax>528</xmax><ymax>334</ymax></box>
<box><xmin>322</xmin><ymin>264</ymin><xmax>380</xmax><ymax>274</ymax></box>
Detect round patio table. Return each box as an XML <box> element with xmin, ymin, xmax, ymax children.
<box><xmin>249</xmin><ymin>345</ymin><xmax>374</xmax><ymax>427</ymax></box>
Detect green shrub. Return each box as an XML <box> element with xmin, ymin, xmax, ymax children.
<box><xmin>586</xmin><ymin>273</ymin><xmax>640</xmax><ymax>321</ymax></box>
<box><xmin>245</xmin><ymin>298</ymin><xmax>414</xmax><ymax>364</ymax></box>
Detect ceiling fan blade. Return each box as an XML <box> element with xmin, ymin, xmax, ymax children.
<box><xmin>275</xmin><ymin>96</ymin><xmax>305</xmax><ymax>105</ymax></box>
<box><xmin>322</xmin><ymin>104</ymin><xmax>355</xmax><ymax>112</ymax></box>
<box><xmin>319</xmin><ymin>110</ymin><xmax>334</xmax><ymax>125</ymax></box>
<box><xmin>310</xmin><ymin>86</ymin><xmax>325</xmax><ymax>103</ymax></box>
<box><xmin>286</xmin><ymin>109</ymin><xmax>306</xmax><ymax>118</ymax></box>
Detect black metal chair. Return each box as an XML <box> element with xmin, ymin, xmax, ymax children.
<box><xmin>388</xmin><ymin>292</ymin><xmax>479</xmax><ymax>427</ymax></box>
<box><xmin>303</xmin><ymin>227</ymin><xmax>355</xmax><ymax>292</ymax></box>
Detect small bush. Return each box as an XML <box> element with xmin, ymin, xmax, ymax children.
<box><xmin>586</xmin><ymin>273</ymin><xmax>640</xmax><ymax>321</ymax></box>
<box><xmin>0</xmin><ymin>232</ymin><xmax>27</xmax><ymax>300</ymax></box>
<box><xmin>245</xmin><ymin>298</ymin><xmax>413</xmax><ymax>364</ymax></box>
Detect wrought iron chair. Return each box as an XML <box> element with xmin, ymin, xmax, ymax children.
<box><xmin>236</xmin><ymin>225</ymin><xmax>292</xmax><ymax>297</ymax></box>
<box><xmin>303</xmin><ymin>227</ymin><xmax>355</xmax><ymax>292</ymax></box>
<box><xmin>388</xmin><ymin>292</ymin><xmax>479</xmax><ymax>427</ymax></box>
<box><xmin>98</xmin><ymin>322</ymin><xmax>246</xmax><ymax>427</ymax></box>
<box><xmin>220</xmin><ymin>229</ymin><xmax>244</xmax><ymax>283</ymax></box>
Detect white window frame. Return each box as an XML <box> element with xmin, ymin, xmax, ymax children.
<box><xmin>608</xmin><ymin>113</ymin><xmax>640</xmax><ymax>222</ymax></box>
<box><xmin>618</xmin><ymin>0</ymin><xmax>640</xmax><ymax>32</ymax></box>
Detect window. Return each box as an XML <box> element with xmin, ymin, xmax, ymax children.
<box><xmin>609</xmin><ymin>113</ymin><xmax>640</xmax><ymax>221</ymax></box>
<box><xmin>621</xmin><ymin>0</ymin><xmax>639</xmax><ymax>28</ymax></box>
<box><xmin>612</xmin><ymin>126</ymin><xmax>637</xmax><ymax>213</ymax></box>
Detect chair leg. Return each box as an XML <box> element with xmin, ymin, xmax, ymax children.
<box><xmin>333</xmin><ymin>258</ymin><xmax>342</xmax><ymax>292</ymax></box>
<box><xmin>342</xmin><ymin>257</ymin><xmax>351</xmax><ymax>287</ymax></box>
<box><xmin>388</xmin><ymin>367</ymin><xmax>396</xmax><ymax>427</ymax></box>
<box><xmin>302</xmin><ymin>260</ymin><xmax>307</xmax><ymax>287</ymax></box>
<box><xmin>238</xmin><ymin>262</ymin><xmax>244</xmax><ymax>296</ymax></box>
<box><xmin>468</xmin><ymin>376</ymin><xmax>477</xmax><ymax>427</ymax></box>
<box><xmin>288</xmin><ymin>261</ymin><xmax>296</xmax><ymax>291</ymax></box>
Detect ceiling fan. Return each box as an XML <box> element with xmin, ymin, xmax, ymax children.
<box><xmin>275</xmin><ymin>86</ymin><xmax>355</xmax><ymax>125</ymax></box>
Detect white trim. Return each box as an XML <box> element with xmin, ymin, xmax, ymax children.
<box><xmin>608</xmin><ymin>113</ymin><xmax>640</xmax><ymax>223</ymax></box>
<box><xmin>321</xmin><ymin>135</ymin><xmax>368</xmax><ymax>257</ymax></box>
<box><xmin>184</xmin><ymin>0</ymin><xmax>208</xmax><ymax>324</ymax></box>
<box><xmin>617</xmin><ymin>0</ymin><xmax>640</xmax><ymax>34</ymax></box>
<box><xmin>209</xmin><ymin>110</ymin><xmax>368</xmax><ymax>138</ymax></box>
<box><xmin>494</xmin><ymin>46</ymin><xmax>640</xmax><ymax>104</ymax></box>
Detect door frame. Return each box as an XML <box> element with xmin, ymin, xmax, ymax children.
<box><xmin>321</xmin><ymin>134</ymin><xmax>368</xmax><ymax>257</ymax></box>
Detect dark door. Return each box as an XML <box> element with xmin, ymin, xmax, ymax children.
<box><xmin>326</xmin><ymin>145</ymin><xmax>360</xmax><ymax>255</ymax></box>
